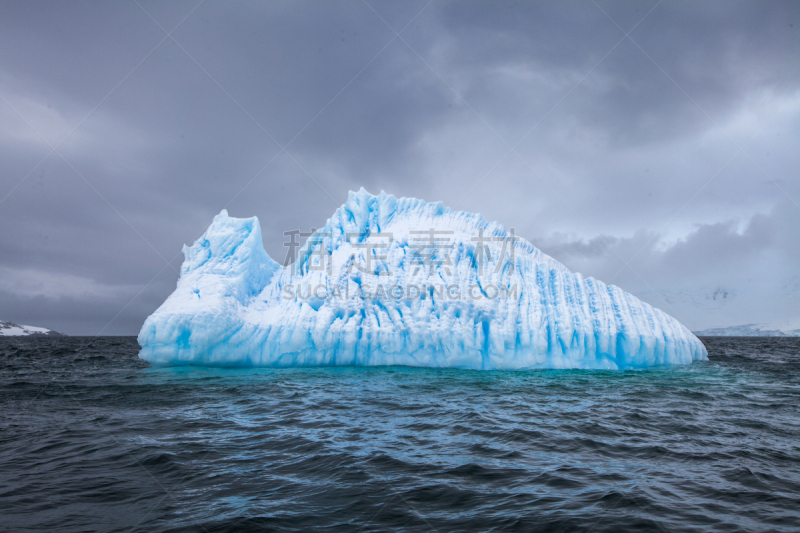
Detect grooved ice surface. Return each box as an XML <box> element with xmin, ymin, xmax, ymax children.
<box><xmin>138</xmin><ymin>189</ymin><xmax>707</xmax><ymax>369</ymax></box>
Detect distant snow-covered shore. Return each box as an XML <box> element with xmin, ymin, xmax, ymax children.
<box><xmin>0</xmin><ymin>321</ymin><xmax>65</xmax><ymax>336</ymax></box>
<box><xmin>694</xmin><ymin>321</ymin><xmax>800</xmax><ymax>337</ymax></box>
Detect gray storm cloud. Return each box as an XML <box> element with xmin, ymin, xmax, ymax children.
<box><xmin>0</xmin><ymin>0</ymin><xmax>798</xmax><ymax>334</ymax></box>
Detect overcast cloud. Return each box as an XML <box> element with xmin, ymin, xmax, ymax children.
<box><xmin>0</xmin><ymin>0</ymin><xmax>798</xmax><ymax>335</ymax></box>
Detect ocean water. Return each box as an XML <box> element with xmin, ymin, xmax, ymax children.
<box><xmin>2</xmin><ymin>337</ymin><xmax>799</xmax><ymax>532</ymax></box>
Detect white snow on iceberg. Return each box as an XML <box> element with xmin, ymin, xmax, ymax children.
<box><xmin>138</xmin><ymin>189</ymin><xmax>707</xmax><ymax>369</ymax></box>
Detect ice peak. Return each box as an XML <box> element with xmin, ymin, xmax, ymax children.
<box><xmin>323</xmin><ymin>189</ymin><xmax>500</xmax><ymax>239</ymax></box>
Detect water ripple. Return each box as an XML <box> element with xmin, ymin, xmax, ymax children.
<box><xmin>1</xmin><ymin>336</ymin><xmax>799</xmax><ymax>532</ymax></box>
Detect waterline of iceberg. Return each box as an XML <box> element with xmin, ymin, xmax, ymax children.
<box><xmin>138</xmin><ymin>189</ymin><xmax>707</xmax><ymax>369</ymax></box>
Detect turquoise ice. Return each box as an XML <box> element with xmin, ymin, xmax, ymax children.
<box><xmin>138</xmin><ymin>189</ymin><xmax>707</xmax><ymax>369</ymax></box>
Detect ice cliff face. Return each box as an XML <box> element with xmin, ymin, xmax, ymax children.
<box><xmin>138</xmin><ymin>189</ymin><xmax>708</xmax><ymax>369</ymax></box>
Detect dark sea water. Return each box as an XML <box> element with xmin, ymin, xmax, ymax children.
<box><xmin>2</xmin><ymin>337</ymin><xmax>799</xmax><ymax>532</ymax></box>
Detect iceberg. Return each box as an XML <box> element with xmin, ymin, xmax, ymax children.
<box><xmin>138</xmin><ymin>189</ymin><xmax>707</xmax><ymax>369</ymax></box>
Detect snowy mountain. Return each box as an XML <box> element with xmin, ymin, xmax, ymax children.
<box><xmin>694</xmin><ymin>321</ymin><xmax>800</xmax><ymax>337</ymax></box>
<box><xmin>138</xmin><ymin>189</ymin><xmax>707</xmax><ymax>369</ymax></box>
<box><xmin>0</xmin><ymin>321</ymin><xmax>65</xmax><ymax>336</ymax></box>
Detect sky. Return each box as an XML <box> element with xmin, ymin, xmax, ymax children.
<box><xmin>0</xmin><ymin>0</ymin><xmax>798</xmax><ymax>335</ymax></box>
